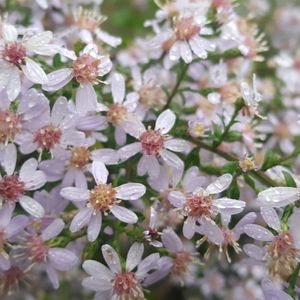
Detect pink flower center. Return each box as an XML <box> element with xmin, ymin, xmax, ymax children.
<box><xmin>0</xmin><ymin>175</ymin><xmax>25</xmax><ymax>203</ymax></box>
<box><xmin>89</xmin><ymin>183</ymin><xmax>116</xmax><ymax>212</ymax></box>
<box><xmin>4</xmin><ymin>42</ymin><xmax>26</xmax><ymax>66</ymax></box>
<box><xmin>33</xmin><ymin>125</ymin><xmax>62</xmax><ymax>150</ymax></box>
<box><xmin>0</xmin><ymin>110</ymin><xmax>22</xmax><ymax>143</ymax></box>
<box><xmin>140</xmin><ymin>129</ymin><xmax>164</xmax><ymax>156</ymax></box>
<box><xmin>69</xmin><ymin>146</ymin><xmax>90</xmax><ymax>169</ymax></box>
<box><xmin>138</xmin><ymin>85</ymin><xmax>166</xmax><ymax>109</ymax></box>
<box><xmin>2</xmin><ymin>266</ymin><xmax>24</xmax><ymax>286</ymax></box>
<box><xmin>113</xmin><ymin>272</ymin><xmax>144</xmax><ymax>299</ymax></box>
<box><xmin>184</xmin><ymin>195</ymin><xmax>212</xmax><ymax>218</ymax></box>
<box><xmin>212</xmin><ymin>0</ymin><xmax>232</xmax><ymax>8</ymax></box>
<box><xmin>172</xmin><ymin>251</ymin><xmax>193</xmax><ymax>277</ymax></box>
<box><xmin>107</xmin><ymin>104</ymin><xmax>128</xmax><ymax>125</ymax></box>
<box><xmin>27</xmin><ymin>235</ymin><xmax>49</xmax><ymax>263</ymax></box>
<box><xmin>174</xmin><ymin>17</ymin><xmax>200</xmax><ymax>40</ymax></box>
<box><xmin>267</xmin><ymin>231</ymin><xmax>298</xmax><ymax>281</ymax></box>
<box><xmin>73</xmin><ymin>54</ymin><xmax>101</xmax><ymax>85</ymax></box>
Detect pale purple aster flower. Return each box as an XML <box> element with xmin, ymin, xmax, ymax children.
<box><xmin>262</xmin><ymin>278</ymin><xmax>293</xmax><ymax>300</ymax></box>
<box><xmin>42</xmin><ymin>44</ymin><xmax>112</xmax><ymax>111</ymax></box>
<box><xmin>196</xmin><ymin>212</ymin><xmax>257</xmax><ymax>262</ymax></box>
<box><xmin>161</xmin><ymin>227</ymin><xmax>200</xmax><ymax>284</ymax></box>
<box><xmin>39</xmin><ymin>141</ymin><xmax>118</xmax><ymax>189</ymax></box>
<box><xmin>0</xmin><ymin>204</ymin><xmax>28</xmax><ymax>270</ymax></box>
<box><xmin>0</xmin><ymin>23</ymin><xmax>57</xmax><ymax>100</ymax></box>
<box><xmin>119</xmin><ymin>109</ymin><xmax>192</xmax><ymax>178</ymax></box>
<box><xmin>0</xmin><ymin>145</ymin><xmax>46</xmax><ymax>218</ymax></box>
<box><xmin>243</xmin><ymin>207</ymin><xmax>300</xmax><ymax>281</ymax></box>
<box><xmin>16</xmin><ymin>96</ymin><xmax>85</xmax><ymax>155</ymax></box>
<box><xmin>69</xmin><ymin>6</ymin><xmax>122</xmax><ymax>47</ymax></box>
<box><xmin>82</xmin><ymin>242</ymin><xmax>160</xmax><ymax>299</ymax></box>
<box><xmin>168</xmin><ymin>173</ymin><xmax>245</xmax><ymax>239</ymax></box>
<box><xmin>21</xmin><ymin>218</ymin><xmax>78</xmax><ymax>289</ymax></box>
<box><xmin>150</xmin><ymin>11</ymin><xmax>215</xmax><ymax>63</ymax></box>
<box><xmin>60</xmin><ymin>161</ymin><xmax>146</xmax><ymax>242</ymax></box>
<box><xmin>99</xmin><ymin>72</ymin><xmax>141</xmax><ymax>146</ymax></box>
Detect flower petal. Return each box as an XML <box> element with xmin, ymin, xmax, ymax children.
<box><xmin>92</xmin><ymin>161</ymin><xmax>109</xmax><ymax>184</ymax></box>
<box><xmin>206</xmin><ymin>174</ymin><xmax>233</xmax><ymax>195</ymax></box>
<box><xmin>19</xmin><ymin>195</ymin><xmax>45</xmax><ymax>218</ymax></box>
<box><xmin>126</xmin><ymin>242</ymin><xmax>144</xmax><ymax>272</ymax></box>
<box><xmin>116</xmin><ymin>183</ymin><xmax>146</xmax><ymax>200</ymax></box>
<box><xmin>110</xmin><ymin>205</ymin><xmax>138</xmax><ymax>224</ymax></box>
<box><xmin>22</xmin><ymin>58</ymin><xmax>48</xmax><ymax>84</ymax></box>
<box><xmin>155</xmin><ymin>109</ymin><xmax>176</xmax><ymax>134</ymax></box>
<box><xmin>101</xmin><ymin>244</ymin><xmax>121</xmax><ymax>274</ymax></box>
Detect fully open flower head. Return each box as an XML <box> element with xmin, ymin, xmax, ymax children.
<box><xmin>196</xmin><ymin>212</ymin><xmax>257</xmax><ymax>262</ymax></box>
<box><xmin>243</xmin><ymin>207</ymin><xmax>300</xmax><ymax>281</ymax></box>
<box><xmin>161</xmin><ymin>227</ymin><xmax>200</xmax><ymax>284</ymax></box>
<box><xmin>42</xmin><ymin>44</ymin><xmax>112</xmax><ymax>113</ymax></box>
<box><xmin>0</xmin><ymin>145</ymin><xmax>46</xmax><ymax>218</ymax></box>
<box><xmin>119</xmin><ymin>109</ymin><xmax>192</xmax><ymax>179</ymax></box>
<box><xmin>17</xmin><ymin>96</ymin><xmax>85</xmax><ymax>155</ymax></box>
<box><xmin>0</xmin><ymin>204</ymin><xmax>28</xmax><ymax>270</ymax></box>
<box><xmin>68</xmin><ymin>6</ymin><xmax>122</xmax><ymax>47</ymax></box>
<box><xmin>150</xmin><ymin>9</ymin><xmax>215</xmax><ymax>64</ymax></box>
<box><xmin>20</xmin><ymin>218</ymin><xmax>78</xmax><ymax>289</ymax></box>
<box><xmin>60</xmin><ymin>161</ymin><xmax>146</xmax><ymax>242</ymax></box>
<box><xmin>100</xmin><ymin>72</ymin><xmax>141</xmax><ymax>146</ymax></box>
<box><xmin>0</xmin><ymin>23</ymin><xmax>58</xmax><ymax>100</ymax></box>
<box><xmin>168</xmin><ymin>174</ymin><xmax>245</xmax><ymax>239</ymax></box>
<box><xmin>82</xmin><ymin>242</ymin><xmax>160</xmax><ymax>300</ymax></box>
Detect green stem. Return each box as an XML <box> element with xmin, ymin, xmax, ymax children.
<box><xmin>163</xmin><ymin>62</ymin><xmax>189</xmax><ymax>110</ymax></box>
<box><xmin>287</xmin><ymin>263</ymin><xmax>300</xmax><ymax>297</ymax></box>
<box><xmin>192</xmin><ymin>138</ymin><xmax>277</xmax><ymax>187</ymax></box>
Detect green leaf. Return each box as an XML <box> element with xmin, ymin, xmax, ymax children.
<box><xmin>227</xmin><ymin>180</ymin><xmax>240</xmax><ymax>199</ymax></box>
<box><xmin>283</xmin><ymin>171</ymin><xmax>297</xmax><ymax>187</ymax></box>
<box><xmin>212</xmin><ymin>123</ymin><xmax>222</xmax><ymax>141</ymax></box>
<box><xmin>261</xmin><ymin>150</ymin><xmax>280</xmax><ymax>171</ymax></box>
<box><xmin>243</xmin><ymin>174</ymin><xmax>257</xmax><ymax>191</ymax></box>
<box><xmin>222</xmin><ymin>162</ymin><xmax>239</xmax><ymax>174</ymax></box>
<box><xmin>185</xmin><ymin>148</ymin><xmax>200</xmax><ymax>169</ymax></box>
<box><xmin>223</xmin><ymin>131</ymin><xmax>242</xmax><ymax>142</ymax></box>
<box><xmin>53</xmin><ymin>53</ymin><xmax>62</xmax><ymax>68</ymax></box>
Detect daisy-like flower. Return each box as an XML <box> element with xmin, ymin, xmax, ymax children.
<box><xmin>82</xmin><ymin>242</ymin><xmax>160</xmax><ymax>299</ymax></box>
<box><xmin>0</xmin><ymin>23</ymin><xmax>57</xmax><ymax>100</ymax></box>
<box><xmin>68</xmin><ymin>6</ymin><xmax>122</xmax><ymax>47</ymax></box>
<box><xmin>119</xmin><ymin>109</ymin><xmax>192</xmax><ymax>178</ymax></box>
<box><xmin>243</xmin><ymin>207</ymin><xmax>300</xmax><ymax>281</ymax></box>
<box><xmin>168</xmin><ymin>174</ymin><xmax>245</xmax><ymax>239</ymax></box>
<box><xmin>42</xmin><ymin>44</ymin><xmax>112</xmax><ymax>111</ymax></box>
<box><xmin>0</xmin><ymin>145</ymin><xmax>46</xmax><ymax>218</ymax></box>
<box><xmin>150</xmin><ymin>10</ymin><xmax>215</xmax><ymax>63</ymax></box>
<box><xmin>0</xmin><ymin>205</ymin><xmax>28</xmax><ymax>270</ymax></box>
<box><xmin>19</xmin><ymin>218</ymin><xmax>78</xmax><ymax>289</ymax></box>
<box><xmin>60</xmin><ymin>161</ymin><xmax>146</xmax><ymax>242</ymax></box>
<box><xmin>161</xmin><ymin>227</ymin><xmax>200</xmax><ymax>284</ymax></box>
<box><xmin>17</xmin><ymin>96</ymin><xmax>85</xmax><ymax>156</ymax></box>
<box><xmin>100</xmin><ymin>72</ymin><xmax>141</xmax><ymax>145</ymax></box>
<box><xmin>196</xmin><ymin>212</ymin><xmax>257</xmax><ymax>262</ymax></box>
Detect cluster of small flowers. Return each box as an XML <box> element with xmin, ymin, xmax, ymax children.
<box><xmin>0</xmin><ymin>0</ymin><xmax>299</xmax><ymax>299</ymax></box>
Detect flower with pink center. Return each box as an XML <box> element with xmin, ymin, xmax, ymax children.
<box><xmin>42</xmin><ymin>44</ymin><xmax>112</xmax><ymax>113</ymax></box>
<box><xmin>168</xmin><ymin>174</ymin><xmax>245</xmax><ymax>239</ymax></box>
<box><xmin>243</xmin><ymin>207</ymin><xmax>300</xmax><ymax>281</ymax></box>
<box><xmin>60</xmin><ymin>161</ymin><xmax>146</xmax><ymax>242</ymax></box>
<box><xmin>0</xmin><ymin>23</ymin><xmax>58</xmax><ymax>101</ymax></box>
<box><xmin>82</xmin><ymin>243</ymin><xmax>161</xmax><ymax>299</ymax></box>
<box><xmin>0</xmin><ymin>145</ymin><xmax>46</xmax><ymax>218</ymax></box>
<box><xmin>16</xmin><ymin>96</ymin><xmax>85</xmax><ymax>155</ymax></box>
<box><xmin>119</xmin><ymin>109</ymin><xmax>192</xmax><ymax>178</ymax></box>
<box><xmin>99</xmin><ymin>72</ymin><xmax>142</xmax><ymax>145</ymax></box>
<box><xmin>20</xmin><ymin>218</ymin><xmax>78</xmax><ymax>289</ymax></box>
<box><xmin>150</xmin><ymin>11</ymin><xmax>215</xmax><ymax>63</ymax></box>
<box><xmin>0</xmin><ymin>204</ymin><xmax>28</xmax><ymax>270</ymax></box>
<box><xmin>67</xmin><ymin>6</ymin><xmax>122</xmax><ymax>47</ymax></box>
<box><xmin>196</xmin><ymin>212</ymin><xmax>257</xmax><ymax>262</ymax></box>
<box><xmin>161</xmin><ymin>227</ymin><xmax>199</xmax><ymax>284</ymax></box>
